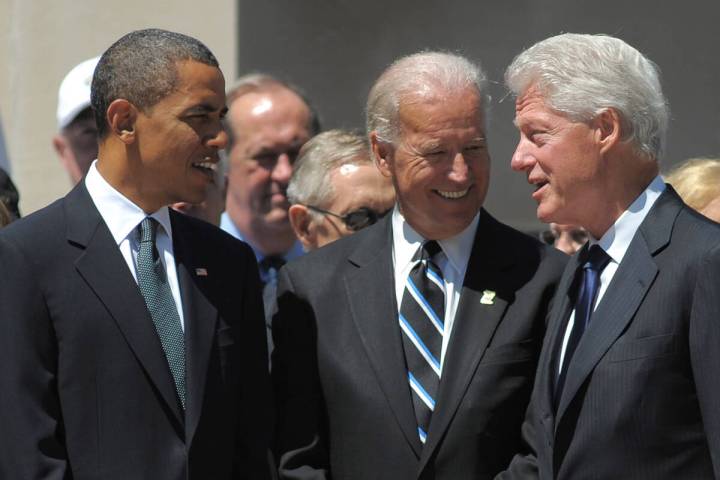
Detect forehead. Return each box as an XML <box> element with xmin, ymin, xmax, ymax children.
<box><xmin>514</xmin><ymin>85</ymin><xmax>565</xmax><ymax>125</ymax></box>
<box><xmin>229</xmin><ymin>88</ymin><xmax>310</xmax><ymax>130</ymax></box>
<box><xmin>398</xmin><ymin>87</ymin><xmax>485</xmax><ymax>139</ymax></box>
<box><xmin>162</xmin><ymin>60</ymin><xmax>226</xmax><ymax>108</ymax></box>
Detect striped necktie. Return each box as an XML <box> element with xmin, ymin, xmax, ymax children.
<box><xmin>136</xmin><ymin>217</ymin><xmax>186</xmax><ymax>410</ymax></box>
<box><xmin>399</xmin><ymin>240</ymin><xmax>445</xmax><ymax>444</ymax></box>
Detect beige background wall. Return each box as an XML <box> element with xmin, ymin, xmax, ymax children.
<box><xmin>0</xmin><ymin>0</ymin><xmax>236</xmax><ymax>214</ymax></box>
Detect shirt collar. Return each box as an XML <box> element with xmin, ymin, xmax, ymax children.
<box><xmin>392</xmin><ymin>204</ymin><xmax>479</xmax><ymax>276</ymax></box>
<box><xmin>85</xmin><ymin>161</ymin><xmax>173</xmax><ymax>245</ymax></box>
<box><xmin>591</xmin><ymin>175</ymin><xmax>666</xmax><ymax>264</ymax></box>
<box><xmin>220</xmin><ymin>211</ymin><xmax>304</xmax><ymax>263</ymax></box>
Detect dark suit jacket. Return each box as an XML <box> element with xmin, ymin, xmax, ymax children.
<box><xmin>500</xmin><ymin>187</ymin><xmax>720</xmax><ymax>479</ymax></box>
<box><xmin>0</xmin><ymin>183</ymin><xmax>272</xmax><ymax>479</ymax></box>
<box><xmin>271</xmin><ymin>210</ymin><xmax>567</xmax><ymax>479</ymax></box>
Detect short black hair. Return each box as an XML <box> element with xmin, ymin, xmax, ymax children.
<box><xmin>91</xmin><ymin>28</ymin><xmax>219</xmax><ymax>138</ymax></box>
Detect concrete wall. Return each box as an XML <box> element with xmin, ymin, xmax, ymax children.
<box><xmin>0</xmin><ymin>0</ymin><xmax>236</xmax><ymax>214</ymax></box>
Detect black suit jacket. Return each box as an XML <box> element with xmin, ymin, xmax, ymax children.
<box><xmin>272</xmin><ymin>210</ymin><xmax>566</xmax><ymax>479</ymax></box>
<box><xmin>501</xmin><ymin>187</ymin><xmax>720</xmax><ymax>479</ymax></box>
<box><xmin>0</xmin><ymin>183</ymin><xmax>272</xmax><ymax>479</ymax></box>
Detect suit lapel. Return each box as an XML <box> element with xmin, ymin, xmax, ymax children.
<box><xmin>170</xmin><ymin>212</ymin><xmax>218</xmax><ymax>446</ymax></box>
<box><xmin>418</xmin><ymin>211</ymin><xmax>512</xmax><ymax>470</ymax></box>
<box><xmin>555</xmin><ymin>188</ymin><xmax>680</xmax><ymax>426</ymax></box>
<box><xmin>345</xmin><ymin>216</ymin><xmax>424</xmax><ymax>458</ymax></box>
<box><xmin>67</xmin><ymin>185</ymin><xmax>185</xmax><ymax>431</ymax></box>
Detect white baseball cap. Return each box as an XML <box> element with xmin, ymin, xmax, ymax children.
<box><xmin>56</xmin><ymin>56</ymin><xmax>100</xmax><ymax>130</ymax></box>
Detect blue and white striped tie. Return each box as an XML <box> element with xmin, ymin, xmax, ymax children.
<box><xmin>399</xmin><ymin>241</ymin><xmax>445</xmax><ymax>444</ymax></box>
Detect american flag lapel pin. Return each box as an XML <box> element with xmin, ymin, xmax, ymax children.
<box><xmin>195</xmin><ymin>267</ymin><xmax>208</xmax><ymax>277</ymax></box>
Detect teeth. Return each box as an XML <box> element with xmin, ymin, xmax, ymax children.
<box><xmin>193</xmin><ymin>159</ymin><xmax>217</xmax><ymax>171</ymax></box>
<box><xmin>437</xmin><ymin>188</ymin><xmax>469</xmax><ymax>199</ymax></box>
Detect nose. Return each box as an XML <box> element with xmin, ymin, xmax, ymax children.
<box><xmin>510</xmin><ymin>141</ymin><xmax>534</xmax><ymax>172</ymax></box>
<box><xmin>448</xmin><ymin>152</ymin><xmax>470</xmax><ymax>183</ymax></box>
<box><xmin>208</xmin><ymin>126</ymin><xmax>228</xmax><ymax>150</ymax></box>
<box><xmin>272</xmin><ymin>153</ymin><xmax>293</xmax><ymax>185</ymax></box>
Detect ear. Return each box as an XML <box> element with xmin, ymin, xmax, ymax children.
<box><xmin>594</xmin><ymin>108</ymin><xmax>622</xmax><ymax>155</ymax></box>
<box><xmin>370</xmin><ymin>131</ymin><xmax>394</xmax><ymax>178</ymax></box>
<box><xmin>106</xmin><ymin>99</ymin><xmax>138</xmax><ymax>144</ymax></box>
<box><xmin>288</xmin><ymin>204</ymin><xmax>316</xmax><ymax>250</ymax></box>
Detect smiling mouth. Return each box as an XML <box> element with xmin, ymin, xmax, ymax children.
<box><xmin>192</xmin><ymin>158</ymin><xmax>217</xmax><ymax>177</ymax></box>
<box><xmin>435</xmin><ymin>188</ymin><xmax>470</xmax><ymax>199</ymax></box>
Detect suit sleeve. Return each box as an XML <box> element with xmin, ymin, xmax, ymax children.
<box><xmin>233</xmin><ymin>241</ymin><xmax>275</xmax><ymax>480</ymax></box>
<box><xmin>271</xmin><ymin>267</ymin><xmax>330</xmax><ymax>480</ymax></box>
<box><xmin>0</xmin><ymin>236</ymin><xmax>69</xmax><ymax>479</ymax></box>
<box><xmin>689</xmin><ymin>242</ymin><xmax>720</xmax><ymax>477</ymax></box>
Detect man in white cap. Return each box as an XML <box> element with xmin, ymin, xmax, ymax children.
<box><xmin>52</xmin><ymin>56</ymin><xmax>100</xmax><ymax>184</ymax></box>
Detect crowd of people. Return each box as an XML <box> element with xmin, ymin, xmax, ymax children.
<box><xmin>1</xmin><ymin>28</ymin><xmax>719</xmax><ymax>479</ymax></box>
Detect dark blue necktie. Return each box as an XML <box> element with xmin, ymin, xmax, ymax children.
<box><xmin>399</xmin><ymin>241</ymin><xmax>446</xmax><ymax>445</ymax></box>
<box><xmin>555</xmin><ymin>245</ymin><xmax>611</xmax><ymax>406</ymax></box>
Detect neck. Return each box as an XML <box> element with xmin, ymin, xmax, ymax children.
<box><xmin>225</xmin><ymin>203</ymin><xmax>296</xmax><ymax>256</ymax></box>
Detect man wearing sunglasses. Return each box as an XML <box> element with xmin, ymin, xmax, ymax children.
<box><xmin>272</xmin><ymin>52</ymin><xmax>567</xmax><ymax>479</ymax></box>
<box><xmin>287</xmin><ymin>129</ymin><xmax>395</xmax><ymax>251</ymax></box>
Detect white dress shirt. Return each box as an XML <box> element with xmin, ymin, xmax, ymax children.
<box><xmin>85</xmin><ymin>161</ymin><xmax>185</xmax><ymax>330</ymax></box>
<box><xmin>557</xmin><ymin>175</ymin><xmax>666</xmax><ymax>374</ymax></box>
<box><xmin>392</xmin><ymin>206</ymin><xmax>479</xmax><ymax>374</ymax></box>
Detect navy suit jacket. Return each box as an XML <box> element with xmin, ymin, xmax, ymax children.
<box><xmin>500</xmin><ymin>186</ymin><xmax>720</xmax><ymax>479</ymax></box>
<box><xmin>0</xmin><ymin>183</ymin><xmax>273</xmax><ymax>479</ymax></box>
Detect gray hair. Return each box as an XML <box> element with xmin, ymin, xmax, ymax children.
<box><xmin>366</xmin><ymin>51</ymin><xmax>489</xmax><ymax>143</ymax></box>
<box><xmin>224</xmin><ymin>73</ymin><xmax>321</xmax><ymax>152</ymax></box>
<box><xmin>91</xmin><ymin>28</ymin><xmax>218</xmax><ymax>138</ymax></box>
<box><xmin>505</xmin><ymin>33</ymin><xmax>669</xmax><ymax>160</ymax></box>
<box><xmin>287</xmin><ymin>129</ymin><xmax>371</xmax><ymax>210</ymax></box>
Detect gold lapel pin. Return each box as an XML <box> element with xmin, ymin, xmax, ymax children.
<box><xmin>480</xmin><ymin>290</ymin><xmax>496</xmax><ymax>305</ymax></box>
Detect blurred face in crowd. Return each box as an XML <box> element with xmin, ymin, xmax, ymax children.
<box><xmin>542</xmin><ymin>223</ymin><xmax>588</xmax><ymax>255</ymax></box>
<box><xmin>373</xmin><ymin>86</ymin><xmax>489</xmax><ymax>240</ymax></box>
<box><xmin>291</xmin><ymin>161</ymin><xmax>395</xmax><ymax>250</ymax></box>
<box><xmin>53</xmin><ymin>108</ymin><xmax>99</xmax><ymax>184</ymax></box>
<box><xmin>511</xmin><ymin>85</ymin><xmax>605</xmax><ymax>228</ymax></box>
<box><xmin>225</xmin><ymin>87</ymin><xmax>312</xmax><ymax>241</ymax></box>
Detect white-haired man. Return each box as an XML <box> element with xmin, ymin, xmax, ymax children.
<box><xmin>500</xmin><ymin>33</ymin><xmax>720</xmax><ymax>479</ymax></box>
<box><xmin>287</xmin><ymin>129</ymin><xmax>395</xmax><ymax>250</ymax></box>
<box><xmin>272</xmin><ymin>51</ymin><xmax>567</xmax><ymax>479</ymax></box>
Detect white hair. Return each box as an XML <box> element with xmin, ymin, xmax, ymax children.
<box><xmin>366</xmin><ymin>51</ymin><xmax>489</xmax><ymax>143</ymax></box>
<box><xmin>287</xmin><ymin>129</ymin><xmax>371</xmax><ymax>210</ymax></box>
<box><xmin>505</xmin><ymin>33</ymin><xmax>669</xmax><ymax>159</ymax></box>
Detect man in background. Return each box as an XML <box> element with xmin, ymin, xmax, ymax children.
<box><xmin>222</xmin><ymin>73</ymin><xmax>320</xmax><ymax>349</ymax></box>
<box><xmin>52</xmin><ymin>56</ymin><xmax>100</xmax><ymax>184</ymax></box>
<box><xmin>0</xmin><ymin>166</ymin><xmax>20</xmax><ymax>221</ymax></box>
<box><xmin>287</xmin><ymin>129</ymin><xmax>394</xmax><ymax>251</ymax></box>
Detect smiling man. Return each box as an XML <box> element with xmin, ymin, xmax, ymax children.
<box><xmin>0</xmin><ymin>29</ymin><xmax>272</xmax><ymax>479</ymax></box>
<box><xmin>501</xmin><ymin>34</ymin><xmax>720</xmax><ymax>479</ymax></box>
<box><xmin>271</xmin><ymin>51</ymin><xmax>566</xmax><ymax>479</ymax></box>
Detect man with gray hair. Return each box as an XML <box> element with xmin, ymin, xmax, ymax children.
<box><xmin>500</xmin><ymin>33</ymin><xmax>720</xmax><ymax>479</ymax></box>
<box><xmin>272</xmin><ymin>51</ymin><xmax>566</xmax><ymax>479</ymax></box>
<box><xmin>287</xmin><ymin>129</ymin><xmax>395</xmax><ymax>250</ymax></box>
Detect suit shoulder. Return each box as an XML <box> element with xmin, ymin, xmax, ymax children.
<box><xmin>485</xmin><ymin>213</ymin><xmax>568</xmax><ymax>271</ymax></box>
<box><xmin>0</xmin><ymin>197</ymin><xmax>66</xmax><ymax>249</ymax></box>
<box><xmin>170</xmin><ymin>211</ymin><xmax>255</xmax><ymax>259</ymax></box>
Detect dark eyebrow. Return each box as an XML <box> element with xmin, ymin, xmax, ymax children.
<box><xmin>185</xmin><ymin>103</ymin><xmax>226</xmax><ymax>115</ymax></box>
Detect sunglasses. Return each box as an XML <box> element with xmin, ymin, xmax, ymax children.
<box><xmin>305</xmin><ymin>205</ymin><xmax>390</xmax><ymax>231</ymax></box>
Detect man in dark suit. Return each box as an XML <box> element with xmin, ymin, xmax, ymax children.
<box><xmin>501</xmin><ymin>33</ymin><xmax>720</xmax><ymax>479</ymax></box>
<box><xmin>272</xmin><ymin>51</ymin><xmax>566</xmax><ymax>479</ymax></box>
<box><xmin>0</xmin><ymin>29</ymin><xmax>272</xmax><ymax>479</ymax></box>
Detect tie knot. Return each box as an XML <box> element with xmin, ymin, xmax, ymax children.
<box><xmin>582</xmin><ymin>245</ymin><xmax>610</xmax><ymax>272</ymax></box>
<box><xmin>138</xmin><ymin>217</ymin><xmax>158</xmax><ymax>244</ymax></box>
<box><xmin>413</xmin><ymin>240</ymin><xmax>442</xmax><ymax>263</ymax></box>
<box><xmin>260</xmin><ymin>255</ymin><xmax>286</xmax><ymax>274</ymax></box>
